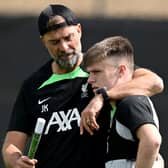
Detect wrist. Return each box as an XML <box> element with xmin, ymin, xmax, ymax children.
<box><xmin>96</xmin><ymin>87</ymin><xmax>110</xmax><ymax>102</ymax></box>
<box><xmin>95</xmin><ymin>93</ymin><xmax>104</xmax><ymax>102</ymax></box>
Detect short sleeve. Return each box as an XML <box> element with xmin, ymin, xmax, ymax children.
<box><xmin>7</xmin><ymin>81</ymin><xmax>34</xmax><ymax>135</ymax></box>
<box><xmin>116</xmin><ymin>95</ymin><xmax>157</xmax><ymax>133</ymax></box>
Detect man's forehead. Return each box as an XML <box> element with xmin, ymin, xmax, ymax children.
<box><xmin>44</xmin><ymin>26</ymin><xmax>76</xmax><ymax>41</ymax></box>
<box><xmin>87</xmin><ymin>62</ymin><xmax>103</xmax><ymax>71</ymax></box>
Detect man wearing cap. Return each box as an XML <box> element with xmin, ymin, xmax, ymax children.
<box><xmin>1</xmin><ymin>4</ymin><xmax>164</xmax><ymax>168</ymax></box>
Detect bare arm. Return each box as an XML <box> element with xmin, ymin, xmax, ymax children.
<box><xmin>135</xmin><ymin>124</ymin><xmax>162</xmax><ymax>168</ymax></box>
<box><xmin>80</xmin><ymin>68</ymin><xmax>164</xmax><ymax>135</ymax></box>
<box><xmin>2</xmin><ymin>131</ymin><xmax>37</xmax><ymax>168</ymax></box>
<box><xmin>107</xmin><ymin>68</ymin><xmax>164</xmax><ymax>100</ymax></box>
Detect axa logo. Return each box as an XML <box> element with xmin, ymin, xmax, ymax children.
<box><xmin>81</xmin><ymin>82</ymin><xmax>88</xmax><ymax>98</ymax></box>
<box><xmin>44</xmin><ymin>108</ymin><xmax>80</xmax><ymax>134</ymax></box>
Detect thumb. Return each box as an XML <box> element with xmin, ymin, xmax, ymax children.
<box><xmin>80</xmin><ymin>120</ymin><xmax>84</xmax><ymax>135</ymax></box>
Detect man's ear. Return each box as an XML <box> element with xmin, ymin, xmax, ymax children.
<box><xmin>40</xmin><ymin>36</ymin><xmax>47</xmax><ymax>48</ymax></box>
<box><xmin>76</xmin><ymin>23</ymin><xmax>82</xmax><ymax>38</ymax></box>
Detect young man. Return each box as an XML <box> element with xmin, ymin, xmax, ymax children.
<box><xmin>2</xmin><ymin>4</ymin><xmax>163</xmax><ymax>168</ymax></box>
<box><xmin>82</xmin><ymin>36</ymin><xmax>164</xmax><ymax>168</ymax></box>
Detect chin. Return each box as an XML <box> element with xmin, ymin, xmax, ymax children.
<box><xmin>92</xmin><ymin>88</ymin><xmax>98</xmax><ymax>93</ymax></box>
<box><xmin>93</xmin><ymin>90</ymin><xmax>96</xmax><ymax>94</ymax></box>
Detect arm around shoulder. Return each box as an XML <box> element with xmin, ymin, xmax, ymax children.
<box><xmin>133</xmin><ymin>68</ymin><xmax>164</xmax><ymax>96</ymax></box>
<box><xmin>106</xmin><ymin>67</ymin><xmax>164</xmax><ymax>100</ymax></box>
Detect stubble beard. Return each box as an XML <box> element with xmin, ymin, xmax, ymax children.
<box><xmin>55</xmin><ymin>51</ymin><xmax>80</xmax><ymax>69</ymax></box>
<box><xmin>49</xmin><ymin>50</ymin><xmax>82</xmax><ymax>69</ymax></box>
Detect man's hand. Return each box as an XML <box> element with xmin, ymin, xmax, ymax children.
<box><xmin>80</xmin><ymin>94</ymin><xmax>104</xmax><ymax>135</ymax></box>
<box><xmin>14</xmin><ymin>155</ymin><xmax>37</xmax><ymax>168</ymax></box>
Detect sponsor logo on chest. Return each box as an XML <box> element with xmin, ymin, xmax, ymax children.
<box><xmin>43</xmin><ymin>108</ymin><xmax>80</xmax><ymax>135</ymax></box>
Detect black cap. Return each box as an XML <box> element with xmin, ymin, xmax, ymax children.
<box><xmin>38</xmin><ymin>4</ymin><xmax>79</xmax><ymax>36</ymax></box>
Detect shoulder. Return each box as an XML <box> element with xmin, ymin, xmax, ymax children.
<box><xmin>117</xmin><ymin>95</ymin><xmax>156</xmax><ymax>118</ymax></box>
<box><xmin>116</xmin><ymin>95</ymin><xmax>158</xmax><ymax>131</ymax></box>
<box><xmin>21</xmin><ymin>60</ymin><xmax>53</xmax><ymax>91</ymax></box>
<box><xmin>116</xmin><ymin>95</ymin><xmax>154</xmax><ymax>124</ymax></box>
<box><xmin>118</xmin><ymin>95</ymin><xmax>149</xmax><ymax>108</ymax></box>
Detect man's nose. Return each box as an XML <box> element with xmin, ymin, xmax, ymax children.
<box><xmin>59</xmin><ymin>41</ymin><xmax>69</xmax><ymax>51</ymax></box>
<box><xmin>87</xmin><ymin>74</ymin><xmax>95</xmax><ymax>84</ymax></box>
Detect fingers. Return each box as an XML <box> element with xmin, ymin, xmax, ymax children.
<box><xmin>80</xmin><ymin>119</ymin><xmax>83</xmax><ymax>135</ymax></box>
<box><xmin>80</xmin><ymin>112</ymin><xmax>100</xmax><ymax>136</ymax></box>
<box><xmin>80</xmin><ymin>94</ymin><xmax>103</xmax><ymax>135</ymax></box>
<box><xmin>86</xmin><ymin>118</ymin><xmax>91</xmax><ymax>126</ymax></box>
<box><xmin>16</xmin><ymin>155</ymin><xmax>37</xmax><ymax>168</ymax></box>
<box><xmin>80</xmin><ymin>117</ymin><xmax>93</xmax><ymax>135</ymax></box>
<box><xmin>90</xmin><ymin>117</ymin><xmax>99</xmax><ymax>130</ymax></box>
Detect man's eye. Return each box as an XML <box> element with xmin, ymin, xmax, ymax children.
<box><xmin>52</xmin><ymin>41</ymin><xmax>58</xmax><ymax>45</ymax></box>
<box><xmin>65</xmin><ymin>36</ymin><xmax>71</xmax><ymax>41</ymax></box>
<box><xmin>50</xmin><ymin>41</ymin><xmax>58</xmax><ymax>45</ymax></box>
<box><xmin>94</xmin><ymin>70</ymin><xmax>101</xmax><ymax>73</ymax></box>
<box><xmin>91</xmin><ymin>70</ymin><xmax>101</xmax><ymax>75</ymax></box>
<box><xmin>65</xmin><ymin>34</ymin><xmax>73</xmax><ymax>41</ymax></box>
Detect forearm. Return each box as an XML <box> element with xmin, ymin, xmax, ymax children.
<box><xmin>2</xmin><ymin>131</ymin><xmax>30</xmax><ymax>168</ymax></box>
<box><xmin>2</xmin><ymin>143</ymin><xmax>37</xmax><ymax>168</ymax></box>
<box><xmin>132</xmin><ymin>68</ymin><xmax>164</xmax><ymax>96</ymax></box>
<box><xmin>107</xmin><ymin>68</ymin><xmax>164</xmax><ymax>100</ymax></box>
<box><xmin>107</xmin><ymin>80</ymin><xmax>149</xmax><ymax>100</ymax></box>
<box><xmin>135</xmin><ymin>124</ymin><xmax>162</xmax><ymax>168</ymax></box>
<box><xmin>135</xmin><ymin>140</ymin><xmax>160</xmax><ymax>168</ymax></box>
<box><xmin>2</xmin><ymin>143</ymin><xmax>22</xmax><ymax>168</ymax></box>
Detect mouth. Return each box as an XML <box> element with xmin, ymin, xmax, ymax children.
<box><xmin>59</xmin><ymin>52</ymin><xmax>73</xmax><ymax>59</ymax></box>
<box><xmin>58</xmin><ymin>49</ymin><xmax>75</xmax><ymax>56</ymax></box>
<box><xmin>63</xmin><ymin>55</ymin><xmax>73</xmax><ymax>60</ymax></box>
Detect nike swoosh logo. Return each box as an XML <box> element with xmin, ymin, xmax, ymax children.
<box><xmin>38</xmin><ymin>97</ymin><xmax>51</xmax><ymax>104</ymax></box>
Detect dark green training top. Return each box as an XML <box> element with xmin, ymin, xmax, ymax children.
<box><xmin>8</xmin><ymin>59</ymin><xmax>111</xmax><ymax>168</ymax></box>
